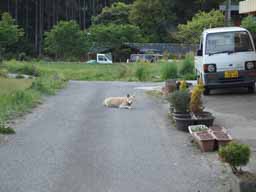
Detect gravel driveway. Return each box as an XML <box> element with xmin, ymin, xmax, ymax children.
<box><xmin>0</xmin><ymin>81</ymin><xmax>230</xmax><ymax>192</ymax></box>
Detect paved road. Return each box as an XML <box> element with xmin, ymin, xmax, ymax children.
<box><xmin>204</xmin><ymin>88</ymin><xmax>256</xmax><ymax>173</ymax></box>
<box><xmin>0</xmin><ymin>81</ymin><xmax>230</xmax><ymax>192</ymax></box>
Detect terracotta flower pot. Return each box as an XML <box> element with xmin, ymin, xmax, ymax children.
<box><xmin>194</xmin><ymin>131</ymin><xmax>215</xmax><ymax>152</ymax></box>
<box><xmin>211</xmin><ymin>131</ymin><xmax>232</xmax><ymax>149</ymax></box>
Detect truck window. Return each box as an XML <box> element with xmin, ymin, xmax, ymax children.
<box><xmin>98</xmin><ymin>56</ymin><xmax>104</xmax><ymax>61</ymax></box>
<box><xmin>205</xmin><ymin>31</ymin><xmax>253</xmax><ymax>55</ymax></box>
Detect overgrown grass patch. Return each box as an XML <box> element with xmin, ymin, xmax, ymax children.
<box><xmin>0</xmin><ymin>78</ymin><xmax>33</xmax><ymax>95</ymax></box>
<box><xmin>4</xmin><ymin>60</ymin><xmax>163</xmax><ymax>81</ymax></box>
<box><xmin>0</xmin><ymin>71</ymin><xmax>67</xmax><ymax>133</ymax></box>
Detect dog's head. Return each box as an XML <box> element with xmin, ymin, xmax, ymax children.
<box><xmin>126</xmin><ymin>94</ymin><xmax>135</xmax><ymax>106</ymax></box>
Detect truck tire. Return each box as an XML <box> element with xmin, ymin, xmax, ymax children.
<box><xmin>248</xmin><ymin>85</ymin><xmax>255</xmax><ymax>94</ymax></box>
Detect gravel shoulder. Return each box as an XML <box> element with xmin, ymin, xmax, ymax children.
<box><xmin>0</xmin><ymin>81</ymin><xmax>230</xmax><ymax>192</ymax></box>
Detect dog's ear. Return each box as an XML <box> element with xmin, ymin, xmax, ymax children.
<box><xmin>127</xmin><ymin>94</ymin><xmax>130</xmax><ymax>98</ymax></box>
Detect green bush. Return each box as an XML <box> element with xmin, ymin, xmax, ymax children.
<box><xmin>241</xmin><ymin>16</ymin><xmax>256</xmax><ymax>33</ymax></box>
<box><xmin>5</xmin><ymin>62</ymin><xmax>40</xmax><ymax>76</ymax></box>
<box><xmin>160</xmin><ymin>62</ymin><xmax>178</xmax><ymax>80</ymax></box>
<box><xmin>135</xmin><ymin>62</ymin><xmax>150</xmax><ymax>81</ymax></box>
<box><xmin>180</xmin><ymin>53</ymin><xmax>194</xmax><ymax>76</ymax></box>
<box><xmin>31</xmin><ymin>73</ymin><xmax>66</xmax><ymax>95</ymax></box>
<box><xmin>182</xmin><ymin>73</ymin><xmax>196</xmax><ymax>80</ymax></box>
<box><xmin>219</xmin><ymin>142</ymin><xmax>251</xmax><ymax>174</ymax></box>
<box><xmin>0</xmin><ymin>68</ymin><xmax>8</xmax><ymax>77</ymax></box>
<box><xmin>16</xmin><ymin>74</ymin><xmax>25</xmax><ymax>79</ymax></box>
<box><xmin>0</xmin><ymin>121</ymin><xmax>15</xmax><ymax>134</ymax></box>
<box><xmin>168</xmin><ymin>90</ymin><xmax>190</xmax><ymax>113</ymax></box>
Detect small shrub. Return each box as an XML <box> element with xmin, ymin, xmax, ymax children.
<box><xmin>22</xmin><ymin>64</ymin><xmax>40</xmax><ymax>76</ymax></box>
<box><xmin>219</xmin><ymin>142</ymin><xmax>251</xmax><ymax>174</ymax></box>
<box><xmin>0</xmin><ymin>69</ymin><xmax>8</xmax><ymax>78</ymax></box>
<box><xmin>190</xmin><ymin>81</ymin><xmax>204</xmax><ymax>113</ymax></box>
<box><xmin>16</xmin><ymin>74</ymin><xmax>25</xmax><ymax>79</ymax></box>
<box><xmin>182</xmin><ymin>73</ymin><xmax>196</xmax><ymax>80</ymax></box>
<box><xmin>135</xmin><ymin>62</ymin><xmax>149</xmax><ymax>81</ymax></box>
<box><xmin>0</xmin><ymin>121</ymin><xmax>15</xmax><ymax>134</ymax></box>
<box><xmin>31</xmin><ymin>73</ymin><xmax>66</xmax><ymax>95</ymax></box>
<box><xmin>180</xmin><ymin>53</ymin><xmax>194</xmax><ymax>76</ymax></box>
<box><xmin>168</xmin><ymin>90</ymin><xmax>190</xmax><ymax>113</ymax></box>
<box><xmin>160</xmin><ymin>62</ymin><xmax>178</xmax><ymax>80</ymax></box>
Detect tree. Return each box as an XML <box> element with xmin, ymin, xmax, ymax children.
<box><xmin>241</xmin><ymin>16</ymin><xmax>256</xmax><ymax>34</ymax></box>
<box><xmin>88</xmin><ymin>23</ymin><xmax>144</xmax><ymax>61</ymax></box>
<box><xmin>92</xmin><ymin>2</ymin><xmax>131</xmax><ymax>25</ymax></box>
<box><xmin>88</xmin><ymin>23</ymin><xmax>144</xmax><ymax>48</ymax></box>
<box><xmin>44</xmin><ymin>20</ymin><xmax>90</xmax><ymax>60</ymax></box>
<box><xmin>129</xmin><ymin>0</ymin><xmax>176</xmax><ymax>42</ymax></box>
<box><xmin>0</xmin><ymin>12</ymin><xmax>24</xmax><ymax>60</ymax></box>
<box><xmin>175</xmin><ymin>10</ymin><xmax>224</xmax><ymax>44</ymax></box>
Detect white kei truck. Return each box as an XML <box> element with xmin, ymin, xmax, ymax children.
<box><xmin>195</xmin><ymin>27</ymin><xmax>256</xmax><ymax>95</ymax></box>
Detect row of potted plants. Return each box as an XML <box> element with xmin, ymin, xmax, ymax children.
<box><xmin>189</xmin><ymin>124</ymin><xmax>232</xmax><ymax>152</ymax></box>
<box><xmin>164</xmin><ymin>80</ymin><xmax>256</xmax><ymax>191</ymax></box>
<box><xmin>168</xmin><ymin>80</ymin><xmax>215</xmax><ymax>132</ymax></box>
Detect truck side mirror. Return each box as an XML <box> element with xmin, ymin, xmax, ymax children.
<box><xmin>197</xmin><ymin>49</ymin><xmax>202</xmax><ymax>56</ymax></box>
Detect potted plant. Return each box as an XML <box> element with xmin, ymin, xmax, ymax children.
<box><xmin>188</xmin><ymin>124</ymin><xmax>209</xmax><ymax>136</ymax></box>
<box><xmin>219</xmin><ymin>142</ymin><xmax>256</xmax><ymax>192</ymax></box>
<box><xmin>190</xmin><ymin>82</ymin><xmax>215</xmax><ymax>127</ymax></box>
<box><xmin>168</xmin><ymin>90</ymin><xmax>194</xmax><ymax>131</ymax></box>
<box><xmin>194</xmin><ymin>131</ymin><xmax>215</xmax><ymax>152</ymax></box>
<box><xmin>168</xmin><ymin>90</ymin><xmax>191</xmax><ymax>118</ymax></box>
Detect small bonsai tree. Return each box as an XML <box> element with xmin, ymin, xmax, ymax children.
<box><xmin>168</xmin><ymin>90</ymin><xmax>190</xmax><ymax>113</ymax></box>
<box><xmin>190</xmin><ymin>81</ymin><xmax>204</xmax><ymax>114</ymax></box>
<box><xmin>219</xmin><ymin>142</ymin><xmax>251</xmax><ymax>174</ymax></box>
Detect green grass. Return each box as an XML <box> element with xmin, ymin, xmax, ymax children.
<box><xmin>0</xmin><ymin>78</ymin><xmax>33</xmax><ymax>95</ymax></box>
<box><xmin>4</xmin><ymin>60</ymin><xmax>164</xmax><ymax>82</ymax></box>
<box><xmin>0</xmin><ymin>71</ymin><xmax>66</xmax><ymax>133</ymax></box>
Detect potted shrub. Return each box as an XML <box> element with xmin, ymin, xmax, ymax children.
<box><xmin>190</xmin><ymin>82</ymin><xmax>215</xmax><ymax>126</ymax></box>
<box><xmin>168</xmin><ymin>90</ymin><xmax>190</xmax><ymax>118</ymax></box>
<box><xmin>194</xmin><ymin>131</ymin><xmax>215</xmax><ymax>152</ymax></box>
<box><xmin>219</xmin><ymin>142</ymin><xmax>256</xmax><ymax>192</ymax></box>
<box><xmin>168</xmin><ymin>90</ymin><xmax>194</xmax><ymax>132</ymax></box>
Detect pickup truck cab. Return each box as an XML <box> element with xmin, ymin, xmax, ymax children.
<box><xmin>195</xmin><ymin>27</ymin><xmax>256</xmax><ymax>95</ymax></box>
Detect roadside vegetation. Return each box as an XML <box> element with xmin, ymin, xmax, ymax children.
<box><xmin>3</xmin><ymin>55</ymin><xmax>196</xmax><ymax>82</ymax></box>
<box><xmin>0</xmin><ymin>67</ymin><xmax>66</xmax><ymax>134</ymax></box>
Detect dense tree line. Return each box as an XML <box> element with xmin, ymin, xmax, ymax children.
<box><xmin>0</xmin><ymin>0</ymin><xmax>134</xmax><ymax>56</ymax></box>
<box><xmin>0</xmin><ymin>0</ymin><xmax>239</xmax><ymax>58</ymax></box>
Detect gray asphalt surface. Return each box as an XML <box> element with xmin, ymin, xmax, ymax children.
<box><xmin>0</xmin><ymin>81</ymin><xmax>230</xmax><ymax>192</ymax></box>
<box><xmin>204</xmin><ymin>88</ymin><xmax>256</xmax><ymax>173</ymax></box>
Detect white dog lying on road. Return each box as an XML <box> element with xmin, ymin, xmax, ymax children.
<box><xmin>103</xmin><ymin>94</ymin><xmax>135</xmax><ymax>109</ymax></box>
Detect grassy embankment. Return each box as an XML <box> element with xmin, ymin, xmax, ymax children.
<box><xmin>0</xmin><ymin>66</ymin><xmax>66</xmax><ymax>134</ymax></box>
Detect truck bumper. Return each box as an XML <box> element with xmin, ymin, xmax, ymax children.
<box><xmin>204</xmin><ymin>70</ymin><xmax>256</xmax><ymax>89</ymax></box>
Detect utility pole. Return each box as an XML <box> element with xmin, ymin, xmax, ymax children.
<box><xmin>225</xmin><ymin>0</ymin><xmax>232</xmax><ymax>26</ymax></box>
